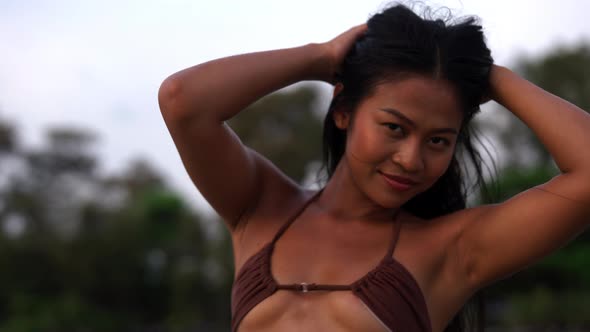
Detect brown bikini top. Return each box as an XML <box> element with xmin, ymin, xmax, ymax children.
<box><xmin>231</xmin><ymin>189</ymin><xmax>432</xmax><ymax>332</ymax></box>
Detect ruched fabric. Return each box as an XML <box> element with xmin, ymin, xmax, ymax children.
<box><xmin>231</xmin><ymin>190</ymin><xmax>432</xmax><ymax>332</ymax></box>
<box><xmin>351</xmin><ymin>257</ymin><xmax>432</xmax><ymax>332</ymax></box>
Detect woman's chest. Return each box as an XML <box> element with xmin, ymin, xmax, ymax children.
<box><xmin>238</xmin><ymin>291</ymin><xmax>391</xmax><ymax>332</ymax></box>
<box><xmin>234</xmin><ymin>209</ymin><xmax>465</xmax><ymax>332</ymax></box>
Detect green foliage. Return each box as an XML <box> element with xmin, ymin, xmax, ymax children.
<box><xmin>517</xmin><ymin>44</ymin><xmax>590</xmax><ymax>111</ymax></box>
<box><xmin>480</xmin><ymin>165</ymin><xmax>558</xmax><ymax>204</ymax></box>
<box><xmin>500</xmin><ymin>287</ymin><xmax>590</xmax><ymax>326</ymax></box>
<box><xmin>0</xmin><ymin>123</ymin><xmax>232</xmax><ymax>332</ymax></box>
<box><xmin>0</xmin><ymin>119</ymin><xmax>17</xmax><ymax>153</ymax></box>
<box><xmin>497</xmin><ymin>43</ymin><xmax>590</xmax><ymax>169</ymax></box>
<box><xmin>228</xmin><ymin>85</ymin><xmax>324</xmax><ymax>182</ymax></box>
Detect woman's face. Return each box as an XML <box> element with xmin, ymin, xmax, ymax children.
<box><xmin>334</xmin><ymin>76</ymin><xmax>463</xmax><ymax>208</ymax></box>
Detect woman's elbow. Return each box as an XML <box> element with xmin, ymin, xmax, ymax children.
<box><xmin>158</xmin><ymin>75</ymin><xmax>184</xmax><ymax>114</ymax></box>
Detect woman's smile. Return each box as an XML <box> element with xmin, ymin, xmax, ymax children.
<box><xmin>378</xmin><ymin>170</ymin><xmax>419</xmax><ymax>191</ymax></box>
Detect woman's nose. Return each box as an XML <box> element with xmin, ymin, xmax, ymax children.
<box><xmin>392</xmin><ymin>143</ymin><xmax>424</xmax><ymax>173</ymax></box>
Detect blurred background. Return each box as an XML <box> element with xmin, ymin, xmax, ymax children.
<box><xmin>1</xmin><ymin>0</ymin><xmax>589</xmax><ymax>331</ymax></box>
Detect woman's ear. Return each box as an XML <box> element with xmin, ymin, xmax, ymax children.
<box><xmin>333</xmin><ymin>82</ymin><xmax>344</xmax><ymax>98</ymax></box>
<box><xmin>332</xmin><ymin>83</ymin><xmax>350</xmax><ymax>129</ymax></box>
<box><xmin>333</xmin><ymin>108</ymin><xmax>351</xmax><ymax>130</ymax></box>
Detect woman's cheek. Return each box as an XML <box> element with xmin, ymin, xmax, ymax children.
<box><xmin>347</xmin><ymin>128</ymin><xmax>389</xmax><ymax>164</ymax></box>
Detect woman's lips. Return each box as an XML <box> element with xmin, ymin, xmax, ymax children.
<box><xmin>379</xmin><ymin>171</ymin><xmax>418</xmax><ymax>191</ymax></box>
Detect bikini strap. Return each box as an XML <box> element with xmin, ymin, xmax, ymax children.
<box><xmin>383</xmin><ymin>208</ymin><xmax>403</xmax><ymax>262</ymax></box>
<box><xmin>270</xmin><ymin>189</ymin><xmax>401</xmax><ymax>260</ymax></box>
<box><xmin>270</xmin><ymin>189</ymin><xmax>324</xmax><ymax>245</ymax></box>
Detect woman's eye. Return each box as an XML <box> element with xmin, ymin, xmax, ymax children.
<box><xmin>383</xmin><ymin>123</ymin><xmax>450</xmax><ymax>147</ymax></box>
<box><xmin>385</xmin><ymin>123</ymin><xmax>402</xmax><ymax>133</ymax></box>
<box><xmin>431</xmin><ymin>137</ymin><xmax>451</xmax><ymax>146</ymax></box>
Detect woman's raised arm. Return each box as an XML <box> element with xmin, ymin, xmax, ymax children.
<box><xmin>448</xmin><ymin>65</ymin><xmax>590</xmax><ymax>294</ymax></box>
<box><xmin>157</xmin><ymin>25</ymin><xmax>367</xmax><ymax>231</ymax></box>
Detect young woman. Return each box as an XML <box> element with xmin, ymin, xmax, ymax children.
<box><xmin>157</xmin><ymin>4</ymin><xmax>590</xmax><ymax>332</ymax></box>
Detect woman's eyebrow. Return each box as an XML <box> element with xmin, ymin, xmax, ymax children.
<box><xmin>379</xmin><ymin>108</ymin><xmax>458</xmax><ymax>135</ymax></box>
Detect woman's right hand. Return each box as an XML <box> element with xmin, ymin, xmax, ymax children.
<box><xmin>318</xmin><ymin>23</ymin><xmax>368</xmax><ymax>83</ymax></box>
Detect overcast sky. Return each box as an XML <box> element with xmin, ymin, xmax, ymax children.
<box><xmin>1</xmin><ymin>0</ymin><xmax>588</xmax><ymax>214</ymax></box>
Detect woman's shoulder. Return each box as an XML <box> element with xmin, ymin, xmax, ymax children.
<box><xmin>398</xmin><ymin>209</ymin><xmax>471</xmax><ymax>283</ymax></box>
<box><xmin>245</xmin><ymin>181</ymin><xmax>317</xmax><ymax>222</ymax></box>
<box><xmin>230</xmin><ymin>183</ymin><xmax>315</xmax><ymax>267</ymax></box>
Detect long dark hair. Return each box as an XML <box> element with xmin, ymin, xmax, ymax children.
<box><xmin>321</xmin><ymin>3</ymin><xmax>498</xmax><ymax>331</ymax></box>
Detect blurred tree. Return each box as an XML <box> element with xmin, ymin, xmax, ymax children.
<box><xmin>228</xmin><ymin>85</ymin><xmax>324</xmax><ymax>183</ymax></box>
<box><xmin>496</xmin><ymin>44</ymin><xmax>590</xmax><ymax>170</ymax></box>
<box><xmin>0</xmin><ymin>120</ymin><xmax>17</xmax><ymax>154</ymax></box>
<box><xmin>0</xmin><ymin>120</ymin><xmax>233</xmax><ymax>332</ymax></box>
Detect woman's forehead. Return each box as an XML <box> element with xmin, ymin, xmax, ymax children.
<box><xmin>361</xmin><ymin>77</ymin><xmax>463</xmax><ymax>128</ymax></box>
